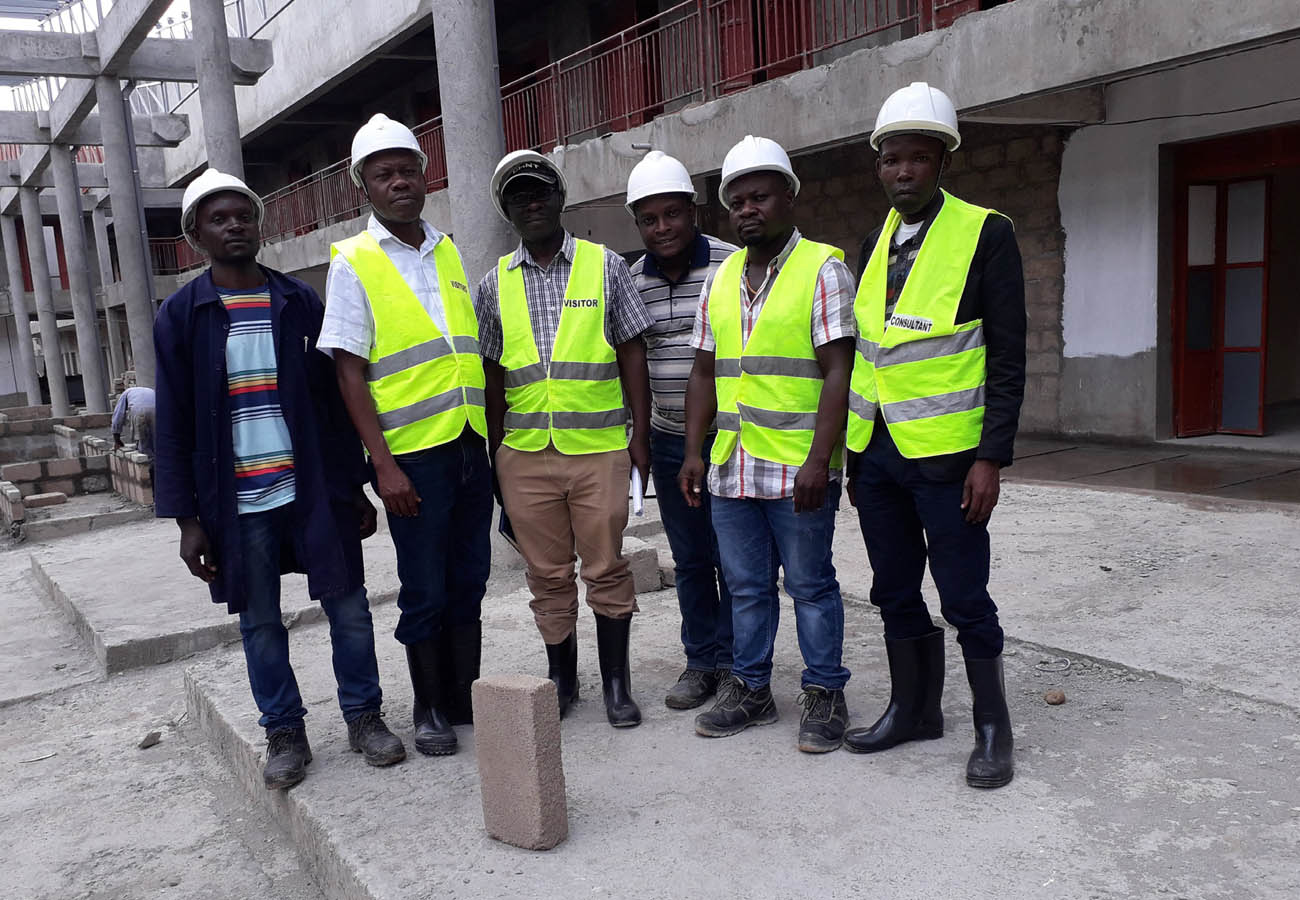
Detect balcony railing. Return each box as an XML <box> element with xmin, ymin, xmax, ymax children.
<box><xmin>148</xmin><ymin>0</ymin><xmax>991</xmax><ymax>275</ymax></box>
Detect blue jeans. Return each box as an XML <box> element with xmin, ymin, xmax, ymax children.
<box><xmin>237</xmin><ymin>502</ymin><xmax>383</xmax><ymax>731</ymax></box>
<box><xmin>380</xmin><ymin>428</ymin><xmax>493</xmax><ymax>646</ymax></box>
<box><xmin>710</xmin><ymin>483</ymin><xmax>849</xmax><ymax>691</ymax></box>
<box><xmin>650</xmin><ymin>428</ymin><xmax>732</xmax><ymax>670</ymax></box>
<box><xmin>851</xmin><ymin>425</ymin><xmax>1003</xmax><ymax>659</ymax></box>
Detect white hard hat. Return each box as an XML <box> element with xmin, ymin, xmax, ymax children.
<box><xmin>349</xmin><ymin>113</ymin><xmax>428</xmax><ymax>188</ymax></box>
<box><xmin>181</xmin><ymin>168</ymin><xmax>265</xmax><ymax>251</ymax></box>
<box><xmin>718</xmin><ymin>135</ymin><xmax>800</xmax><ymax>205</ymax></box>
<box><xmin>625</xmin><ymin>150</ymin><xmax>696</xmax><ymax>216</ymax></box>
<box><xmin>871</xmin><ymin>82</ymin><xmax>961</xmax><ymax>151</ymax></box>
<box><xmin>490</xmin><ymin>149</ymin><xmax>568</xmax><ymax>222</ymax></box>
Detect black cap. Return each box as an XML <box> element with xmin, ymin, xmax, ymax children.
<box><xmin>499</xmin><ymin>161</ymin><xmax>560</xmax><ymax>198</ymax></box>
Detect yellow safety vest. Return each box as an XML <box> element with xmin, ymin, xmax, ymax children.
<box><xmin>709</xmin><ymin>237</ymin><xmax>845</xmax><ymax>468</ymax></box>
<box><xmin>498</xmin><ymin>238</ymin><xmax>628</xmax><ymax>455</ymax></box>
<box><xmin>329</xmin><ymin>232</ymin><xmax>486</xmax><ymax>455</ymax></box>
<box><xmin>847</xmin><ymin>190</ymin><xmax>1000</xmax><ymax>457</ymax></box>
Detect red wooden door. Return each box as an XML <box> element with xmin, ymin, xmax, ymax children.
<box><xmin>714</xmin><ymin>0</ymin><xmax>756</xmax><ymax>93</ymax></box>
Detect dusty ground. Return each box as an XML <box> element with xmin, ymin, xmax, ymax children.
<box><xmin>1</xmin><ymin>480</ymin><xmax>1298</xmax><ymax>900</ymax></box>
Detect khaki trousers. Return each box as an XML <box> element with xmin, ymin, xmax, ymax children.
<box><xmin>496</xmin><ymin>445</ymin><xmax>637</xmax><ymax>643</ymax></box>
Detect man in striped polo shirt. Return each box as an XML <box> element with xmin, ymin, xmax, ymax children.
<box><xmin>155</xmin><ymin>170</ymin><xmax>405</xmax><ymax>791</ymax></box>
<box><xmin>625</xmin><ymin>151</ymin><xmax>738</xmax><ymax>711</ymax></box>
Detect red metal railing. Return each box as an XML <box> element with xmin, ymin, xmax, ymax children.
<box><xmin>149</xmin><ymin>0</ymin><xmax>992</xmax><ymax>271</ymax></box>
<box><xmin>148</xmin><ymin>236</ymin><xmax>206</xmax><ymax>275</ymax></box>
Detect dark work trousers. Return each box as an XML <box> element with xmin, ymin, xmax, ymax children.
<box><xmin>375</xmin><ymin>427</ymin><xmax>494</xmax><ymax>646</ymax></box>
<box><xmin>851</xmin><ymin>425</ymin><xmax>1004</xmax><ymax>660</ymax></box>
<box><xmin>649</xmin><ymin>427</ymin><xmax>733</xmax><ymax>671</ymax></box>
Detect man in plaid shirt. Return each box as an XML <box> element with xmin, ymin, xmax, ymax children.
<box><xmin>679</xmin><ymin>137</ymin><xmax>855</xmax><ymax>754</ymax></box>
<box><xmin>475</xmin><ymin>151</ymin><xmax>654</xmax><ymax>729</ymax></box>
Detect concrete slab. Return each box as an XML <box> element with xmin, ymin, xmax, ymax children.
<box><xmin>20</xmin><ymin>492</ymin><xmax>152</xmax><ymax>541</ymax></box>
<box><xmin>0</xmin><ymin>558</ymin><xmax>99</xmax><ymax>707</ymax></box>
<box><xmin>1073</xmin><ymin>456</ymin><xmax>1300</xmax><ymax>494</ymax></box>
<box><xmin>1012</xmin><ymin>436</ymin><xmax>1079</xmax><ymax>459</ymax></box>
<box><xmin>1209</xmin><ymin>469</ymin><xmax>1300</xmax><ymax>504</ymax></box>
<box><xmin>185</xmin><ymin>568</ymin><xmax>1300</xmax><ymax>900</ymax></box>
<box><xmin>1004</xmin><ymin>446</ymin><xmax>1187</xmax><ymax>482</ymax></box>
<box><xmin>28</xmin><ymin>515</ymin><xmax>404</xmax><ymax>675</ymax></box>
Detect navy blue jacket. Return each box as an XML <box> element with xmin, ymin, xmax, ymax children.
<box><xmin>153</xmin><ymin>266</ymin><xmax>369</xmax><ymax>613</ymax></box>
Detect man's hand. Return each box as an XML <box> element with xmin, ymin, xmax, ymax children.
<box><xmin>793</xmin><ymin>457</ymin><xmax>829</xmax><ymax>514</ymax></box>
<box><xmin>354</xmin><ymin>488</ymin><xmax>378</xmax><ymax>539</ymax></box>
<box><xmin>374</xmin><ymin>459</ymin><xmax>420</xmax><ymax>517</ymax></box>
<box><xmin>178</xmin><ymin>517</ymin><xmax>217</xmax><ymax>583</ymax></box>
<box><xmin>628</xmin><ymin>433</ymin><xmax>650</xmax><ymax>489</ymax></box>
<box><xmin>961</xmin><ymin>459</ymin><xmax>1001</xmax><ymax>524</ymax></box>
<box><xmin>678</xmin><ymin>455</ymin><xmax>708</xmax><ymax>508</ymax></box>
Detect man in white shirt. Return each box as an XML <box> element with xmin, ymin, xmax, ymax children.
<box><xmin>319</xmin><ymin>114</ymin><xmax>492</xmax><ymax>759</ymax></box>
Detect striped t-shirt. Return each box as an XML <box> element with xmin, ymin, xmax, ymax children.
<box><xmin>629</xmin><ymin>232</ymin><xmax>737</xmax><ymax>434</ymax></box>
<box><xmin>219</xmin><ymin>286</ymin><xmax>296</xmax><ymax>515</ymax></box>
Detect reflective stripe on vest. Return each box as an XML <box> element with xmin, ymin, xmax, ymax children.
<box><xmin>708</xmin><ymin>237</ymin><xmax>845</xmax><ymax>468</ymax></box>
<box><xmin>846</xmin><ymin>190</ymin><xmax>998</xmax><ymax>457</ymax></box>
<box><xmin>498</xmin><ymin>238</ymin><xmax>628</xmax><ymax>455</ymax></box>
<box><xmin>330</xmin><ymin>232</ymin><xmax>486</xmax><ymax>455</ymax></box>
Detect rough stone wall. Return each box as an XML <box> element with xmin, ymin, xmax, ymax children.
<box><xmin>741</xmin><ymin>124</ymin><xmax>1072</xmax><ymax>435</ymax></box>
<box><xmin>0</xmin><ymin>456</ymin><xmax>111</xmax><ymax>499</ymax></box>
<box><xmin>109</xmin><ymin>450</ymin><xmax>154</xmax><ymax>506</ymax></box>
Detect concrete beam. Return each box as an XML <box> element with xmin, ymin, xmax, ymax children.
<box><xmin>47</xmin><ymin>0</ymin><xmax>175</xmax><ymax>143</ymax></box>
<box><xmin>965</xmin><ymin>87</ymin><xmax>1107</xmax><ymax>126</ymax></box>
<box><xmin>0</xmin><ymin>31</ymin><xmax>271</xmax><ymax>83</ymax></box>
<box><xmin>0</xmin><ymin>111</ymin><xmax>188</xmax><ymax>146</ymax></box>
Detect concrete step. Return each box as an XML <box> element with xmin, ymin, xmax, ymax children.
<box><xmin>0</xmin><ymin>562</ymin><xmax>100</xmax><ymax>707</ymax></box>
<box><xmin>28</xmin><ymin>516</ymin><xmax>404</xmax><ymax>676</ymax></box>
<box><xmin>19</xmin><ymin>493</ymin><xmax>152</xmax><ymax>542</ymax></box>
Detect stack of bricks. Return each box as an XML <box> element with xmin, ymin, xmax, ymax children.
<box><xmin>109</xmin><ymin>449</ymin><xmax>153</xmax><ymax>505</ymax></box>
<box><xmin>0</xmin><ymin>480</ymin><xmax>23</xmax><ymax>533</ymax></box>
<box><xmin>0</xmin><ymin>456</ymin><xmax>111</xmax><ymax>501</ymax></box>
<box><xmin>53</xmin><ymin>425</ymin><xmax>113</xmax><ymax>459</ymax></box>
<box><xmin>0</xmin><ymin>411</ymin><xmax>111</xmax><ymax>440</ymax></box>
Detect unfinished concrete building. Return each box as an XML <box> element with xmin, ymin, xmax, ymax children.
<box><xmin>2</xmin><ymin>0</ymin><xmax>1299</xmax><ymax>448</ymax></box>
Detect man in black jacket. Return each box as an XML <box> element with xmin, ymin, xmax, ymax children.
<box><xmin>154</xmin><ymin>170</ymin><xmax>405</xmax><ymax>790</ymax></box>
<box><xmin>842</xmin><ymin>83</ymin><xmax>1025</xmax><ymax>789</ymax></box>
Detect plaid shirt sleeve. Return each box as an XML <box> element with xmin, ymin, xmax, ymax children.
<box><xmin>605</xmin><ymin>248</ymin><xmax>655</xmax><ymax>345</ymax></box>
<box><xmin>473</xmin><ymin>267</ymin><xmax>503</xmax><ymax>363</ymax></box>
<box><xmin>812</xmin><ymin>256</ymin><xmax>857</xmax><ymax>348</ymax></box>
<box><xmin>691</xmin><ymin>271</ymin><xmax>716</xmax><ymax>352</ymax></box>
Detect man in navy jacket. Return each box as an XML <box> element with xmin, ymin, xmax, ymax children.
<box><xmin>154</xmin><ymin>170</ymin><xmax>405</xmax><ymax>789</ymax></box>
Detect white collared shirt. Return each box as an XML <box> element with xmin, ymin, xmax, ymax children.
<box><xmin>318</xmin><ymin>214</ymin><xmax>453</xmax><ymax>359</ymax></box>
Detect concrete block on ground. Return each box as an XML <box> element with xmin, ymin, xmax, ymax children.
<box><xmin>25</xmin><ymin>491</ymin><xmax>68</xmax><ymax>508</ymax></box>
<box><xmin>622</xmin><ymin>536</ymin><xmax>664</xmax><ymax>594</ymax></box>
<box><xmin>0</xmin><ymin>461</ymin><xmax>40</xmax><ymax>482</ymax></box>
<box><xmin>85</xmin><ymin>455</ymin><xmax>109</xmax><ymax>471</ymax></box>
<box><xmin>472</xmin><ymin>674</ymin><xmax>568</xmax><ymax>851</ymax></box>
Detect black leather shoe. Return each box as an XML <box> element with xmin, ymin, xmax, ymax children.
<box><xmin>965</xmin><ymin>655</ymin><xmax>1014</xmax><ymax>788</ymax></box>
<box><xmin>545</xmin><ymin>629</ymin><xmax>580</xmax><ymax>718</ymax></box>
<box><xmin>346</xmin><ymin>710</ymin><xmax>406</xmax><ymax>766</ymax></box>
<box><xmin>405</xmin><ymin>637</ymin><xmax>458</xmax><ymax>756</ymax></box>
<box><xmin>263</xmin><ymin>726</ymin><xmax>311</xmax><ymax>790</ymax></box>
<box><xmin>443</xmin><ymin>621</ymin><xmax>482</xmax><ymax>726</ymax></box>
<box><xmin>844</xmin><ymin>629</ymin><xmax>945</xmax><ymax>754</ymax></box>
<box><xmin>594</xmin><ymin>613</ymin><xmax>641</xmax><ymax>727</ymax></box>
<box><xmin>796</xmin><ymin>685</ymin><xmax>849</xmax><ymax>753</ymax></box>
<box><xmin>695</xmin><ymin>676</ymin><xmax>778</xmax><ymax>737</ymax></box>
<box><xmin>664</xmin><ymin>668</ymin><xmax>721</xmax><ymax>710</ymax></box>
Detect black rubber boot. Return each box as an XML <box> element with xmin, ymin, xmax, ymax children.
<box><xmin>965</xmin><ymin>655</ymin><xmax>1014</xmax><ymax>788</ymax></box>
<box><xmin>263</xmin><ymin>726</ymin><xmax>311</xmax><ymax>790</ymax></box>
<box><xmin>594</xmin><ymin>613</ymin><xmax>641</xmax><ymax>728</ymax></box>
<box><xmin>405</xmin><ymin>637</ymin><xmax>458</xmax><ymax>756</ymax></box>
<box><xmin>442</xmin><ymin>621</ymin><xmax>482</xmax><ymax>726</ymax></box>
<box><xmin>544</xmin><ymin>629</ymin><xmax>580</xmax><ymax>718</ymax></box>
<box><xmin>844</xmin><ymin>628</ymin><xmax>945</xmax><ymax>754</ymax></box>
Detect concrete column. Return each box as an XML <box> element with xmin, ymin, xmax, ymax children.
<box><xmin>95</xmin><ymin>76</ymin><xmax>155</xmax><ymax>388</ymax></box>
<box><xmin>18</xmin><ymin>187</ymin><xmax>70</xmax><ymax>416</ymax></box>
<box><xmin>0</xmin><ymin>214</ymin><xmax>42</xmax><ymax>405</ymax></box>
<box><xmin>432</xmin><ymin>0</ymin><xmax>516</xmax><ymax>282</ymax></box>
<box><xmin>190</xmin><ymin>0</ymin><xmax>244</xmax><ymax>179</ymax></box>
<box><xmin>90</xmin><ymin>206</ymin><xmax>126</xmax><ymax>382</ymax></box>
<box><xmin>49</xmin><ymin>146</ymin><xmax>108</xmax><ymax>413</ymax></box>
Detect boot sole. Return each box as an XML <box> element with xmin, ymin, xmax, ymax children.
<box><xmin>264</xmin><ymin>754</ymin><xmax>312</xmax><ymax>790</ymax></box>
<box><xmin>797</xmin><ymin>734</ymin><xmax>844</xmax><ymax>754</ymax></box>
<box><xmin>694</xmin><ymin>710</ymin><xmax>779</xmax><ymax>738</ymax></box>
<box><xmin>413</xmin><ymin>739</ymin><xmax>458</xmax><ymax>757</ymax></box>
<box><xmin>352</xmin><ymin>746</ymin><xmax>408</xmax><ymax>767</ymax></box>
<box><xmin>664</xmin><ymin>692</ymin><xmax>714</xmax><ymax>710</ymax></box>
<box><xmin>966</xmin><ymin>770</ymin><xmax>1014</xmax><ymax>789</ymax></box>
<box><xmin>843</xmin><ymin>729</ymin><xmax>944</xmax><ymax>755</ymax></box>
